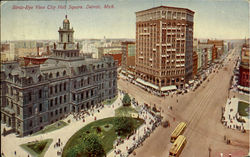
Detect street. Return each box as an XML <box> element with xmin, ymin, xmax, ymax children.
<box><xmin>118</xmin><ymin>48</ymin><xmax>249</xmax><ymax>157</ymax></box>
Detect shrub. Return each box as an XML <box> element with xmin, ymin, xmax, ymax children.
<box><xmin>81</xmin><ymin>133</ymin><xmax>105</xmax><ymax>157</ymax></box>
<box><xmin>114</xmin><ymin>117</ymin><xmax>134</xmax><ymax>135</ymax></box>
<box><xmin>96</xmin><ymin>127</ymin><xmax>102</xmax><ymax>133</ymax></box>
<box><xmin>122</xmin><ymin>93</ymin><xmax>131</xmax><ymax>106</ymax></box>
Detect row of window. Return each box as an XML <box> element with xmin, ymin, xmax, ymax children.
<box><xmin>28</xmin><ymin>103</ymin><xmax>43</xmax><ymax>116</ymax></box>
<box><xmin>28</xmin><ymin>106</ymin><xmax>67</xmax><ymax>128</ymax></box>
<box><xmin>50</xmin><ymin>107</ymin><xmax>67</xmax><ymax>118</ymax></box>
<box><xmin>6</xmin><ymin>99</ymin><xmax>20</xmax><ymax>115</ymax></box>
<box><xmin>49</xmin><ymin>70</ymin><xmax>67</xmax><ymax>79</ymax></box>
<box><xmin>49</xmin><ymin>82</ymin><xmax>67</xmax><ymax>95</ymax></box>
<box><xmin>72</xmin><ymin>89</ymin><xmax>94</xmax><ymax>101</ymax></box>
<box><xmin>50</xmin><ymin>95</ymin><xmax>67</xmax><ymax>107</ymax></box>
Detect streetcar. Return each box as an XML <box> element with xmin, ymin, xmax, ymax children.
<box><xmin>169</xmin><ymin>135</ymin><xmax>187</xmax><ymax>157</ymax></box>
<box><xmin>170</xmin><ymin>122</ymin><xmax>187</xmax><ymax>143</ymax></box>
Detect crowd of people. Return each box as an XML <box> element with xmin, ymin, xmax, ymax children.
<box><xmin>54</xmin><ymin>138</ymin><xmax>63</xmax><ymax>156</ymax></box>
<box><xmin>110</xmin><ymin>93</ymin><xmax>162</xmax><ymax>157</ymax></box>
<box><xmin>221</xmin><ymin>98</ymin><xmax>247</xmax><ymax>133</ymax></box>
<box><xmin>70</xmin><ymin>103</ymin><xmax>105</xmax><ymax>123</ymax></box>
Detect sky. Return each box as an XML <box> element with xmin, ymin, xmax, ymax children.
<box><xmin>1</xmin><ymin>0</ymin><xmax>249</xmax><ymax>41</ymax></box>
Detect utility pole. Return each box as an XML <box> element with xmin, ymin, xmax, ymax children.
<box><xmin>208</xmin><ymin>146</ymin><xmax>211</xmax><ymax>157</ymax></box>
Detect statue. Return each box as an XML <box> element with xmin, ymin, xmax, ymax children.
<box><xmin>54</xmin><ymin>43</ymin><xmax>56</xmax><ymax>49</ymax></box>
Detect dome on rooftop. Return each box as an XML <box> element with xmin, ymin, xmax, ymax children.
<box><xmin>63</xmin><ymin>15</ymin><xmax>69</xmax><ymax>23</ymax></box>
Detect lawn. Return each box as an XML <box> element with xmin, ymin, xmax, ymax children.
<box><xmin>102</xmin><ymin>95</ymin><xmax>118</xmax><ymax>105</ymax></box>
<box><xmin>32</xmin><ymin>120</ymin><xmax>68</xmax><ymax>136</ymax></box>
<box><xmin>238</xmin><ymin>101</ymin><xmax>250</xmax><ymax>117</ymax></box>
<box><xmin>115</xmin><ymin>106</ymin><xmax>138</xmax><ymax>117</ymax></box>
<box><xmin>20</xmin><ymin>139</ymin><xmax>53</xmax><ymax>157</ymax></box>
<box><xmin>62</xmin><ymin>117</ymin><xmax>144</xmax><ymax>157</ymax></box>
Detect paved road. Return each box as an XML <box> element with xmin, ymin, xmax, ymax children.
<box><xmin>118</xmin><ymin>48</ymin><xmax>249</xmax><ymax>157</ymax></box>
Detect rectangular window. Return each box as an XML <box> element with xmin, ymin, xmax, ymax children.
<box><xmin>29</xmin><ymin>120</ymin><xmax>33</xmax><ymax>127</ymax></box>
<box><xmin>60</xmin><ymin>96</ymin><xmax>62</xmax><ymax>104</ymax></box>
<box><xmin>39</xmin><ymin>89</ymin><xmax>42</xmax><ymax>98</ymax></box>
<box><xmin>64</xmin><ymin>95</ymin><xmax>67</xmax><ymax>102</ymax></box>
<box><xmin>39</xmin><ymin>103</ymin><xmax>42</xmax><ymax>112</ymax></box>
<box><xmin>28</xmin><ymin>92</ymin><xmax>32</xmax><ymax>101</ymax></box>
<box><xmin>50</xmin><ymin>99</ymin><xmax>53</xmax><ymax>107</ymax></box>
<box><xmin>40</xmin><ymin>117</ymin><xmax>43</xmax><ymax>123</ymax></box>
<box><xmin>50</xmin><ymin>87</ymin><xmax>53</xmax><ymax>95</ymax></box>
<box><xmin>55</xmin><ymin>85</ymin><xmax>58</xmax><ymax>93</ymax></box>
<box><xmin>55</xmin><ymin>97</ymin><xmax>58</xmax><ymax>105</ymax></box>
<box><xmin>29</xmin><ymin>107</ymin><xmax>32</xmax><ymax>115</ymax></box>
<box><xmin>64</xmin><ymin>82</ymin><xmax>67</xmax><ymax>91</ymax></box>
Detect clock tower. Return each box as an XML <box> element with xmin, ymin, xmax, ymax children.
<box><xmin>52</xmin><ymin>15</ymin><xmax>80</xmax><ymax>59</ymax></box>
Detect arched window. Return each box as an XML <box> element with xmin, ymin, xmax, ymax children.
<box><xmin>38</xmin><ymin>75</ymin><xmax>42</xmax><ymax>82</ymax></box>
<box><xmin>63</xmin><ymin>70</ymin><xmax>66</xmax><ymax>76</ymax></box>
<box><xmin>28</xmin><ymin>77</ymin><xmax>33</xmax><ymax>84</ymax></box>
<box><xmin>9</xmin><ymin>74</ymin><xmax>13</xmax><ymax>80</ymax></box>
<box><xmin>49</xmin><ymin>73</ymin><xmax>53</xmax><ymax>78</ymax></box>
<box><xmin>56</xmin><ymin>72</ymin><xmax>60</xmax><ymax>77</ymax></box>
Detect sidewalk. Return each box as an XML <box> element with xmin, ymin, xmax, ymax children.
<box><xmin>222</xmin><ymin>98</ymin><xmax>249</xmax><ymax>131</ymax></box>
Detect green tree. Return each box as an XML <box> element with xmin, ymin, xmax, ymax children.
<box><xmin>114</xmin><ymin>117</ymin><xmax>134</xmax><ymax>135</ymax></box>
<box><xmin>122</xmin><ymin>93</ymin><xmax>131</xmax><ymax>106</ymax></box>
<box><xmin>81</xmin><ymin>133</ymin><xmax>105</xmax><ymax>157</ymax></box>
<box><xmin>66</xmin><ymin>145</ymin><xmax>81</xmax><ymax>157</ymax></box>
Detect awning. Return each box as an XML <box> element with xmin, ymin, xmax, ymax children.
<box><xmin>243</xmin><ymin>87</ymin><xmax>250</xmax><ymax>92</ymax></box>
<box><xmin>128</xmin><ymin>75</ymin><xmax>134</xmax><ymax>79</ymax></box>
<box><xmin>136</xmin><ymin>78</ymin><xmax>159</xmax><ymax>90</ymax></box>
<box><xmin>127</xmin><ymin>70</ymin><xmax>134</xmax><ymax>75</ymax></box>
<box><xmin>121</xmin><ymin>70</ymin><xmax>126</xmax><ymax>74</ymax></box>
<box><xmin>161</xmin><ymin>85</ymin><xmax>177</xmax><ymax>92</ymax></box>
<box><xmin>238</xmin><ymin>85</ymin><xmax>244</xmax><ymax>90</ymax></box>
<box><xmin>189</xmin><ymin>80</ymin><xmax>194</xmax><ymax>84</ymax></box>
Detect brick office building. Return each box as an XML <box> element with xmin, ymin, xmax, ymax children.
<box><xmin>135</xmin><ymin>6</ymin><xmax>194</xmax><ymax>90</ymax></box>
<box><xmin>121</xmin><ymin>41</ymin><xmax>136</xmax><ymax>72</ymax></box>
<box><xmin>192</xmin><ymin>51</ymin><xmax>198</xmax><ymax>77</ymax></box>
<box><xmin>239</xmin><ymin>42</ymin><xmax>250</xmax><ymax>88</ymax></box>
<box><xmin>207</xmin><ymin>39</ymin><xmax>224</xmax><ymax>58</ymax></box>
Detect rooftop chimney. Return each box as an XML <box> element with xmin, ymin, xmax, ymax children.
<box><xmin>37</xmin><ymin>47</ymin><xmax>39</xmax><ymax>56</ymax></box>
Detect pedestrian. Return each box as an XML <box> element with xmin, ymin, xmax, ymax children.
<box><xmin>14</xmin><ymin>151</ymin><xmax>16</xmax><ymax>156</ymax></box>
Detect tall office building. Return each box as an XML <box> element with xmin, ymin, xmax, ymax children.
<box><xmin>135</xmin><ymin>6</ymin><xmax>194</xmax><ymax>90</ymax></box>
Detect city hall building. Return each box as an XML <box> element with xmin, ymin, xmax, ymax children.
<box><xmin>135</xmin><ymin>6</ymin><xmax>194</xmax><ymax>91</ymax></box>
<box><xmin>0</xmin><ymin>16</ymin><xmax>117</xmax><ymax>136</ymax></box>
